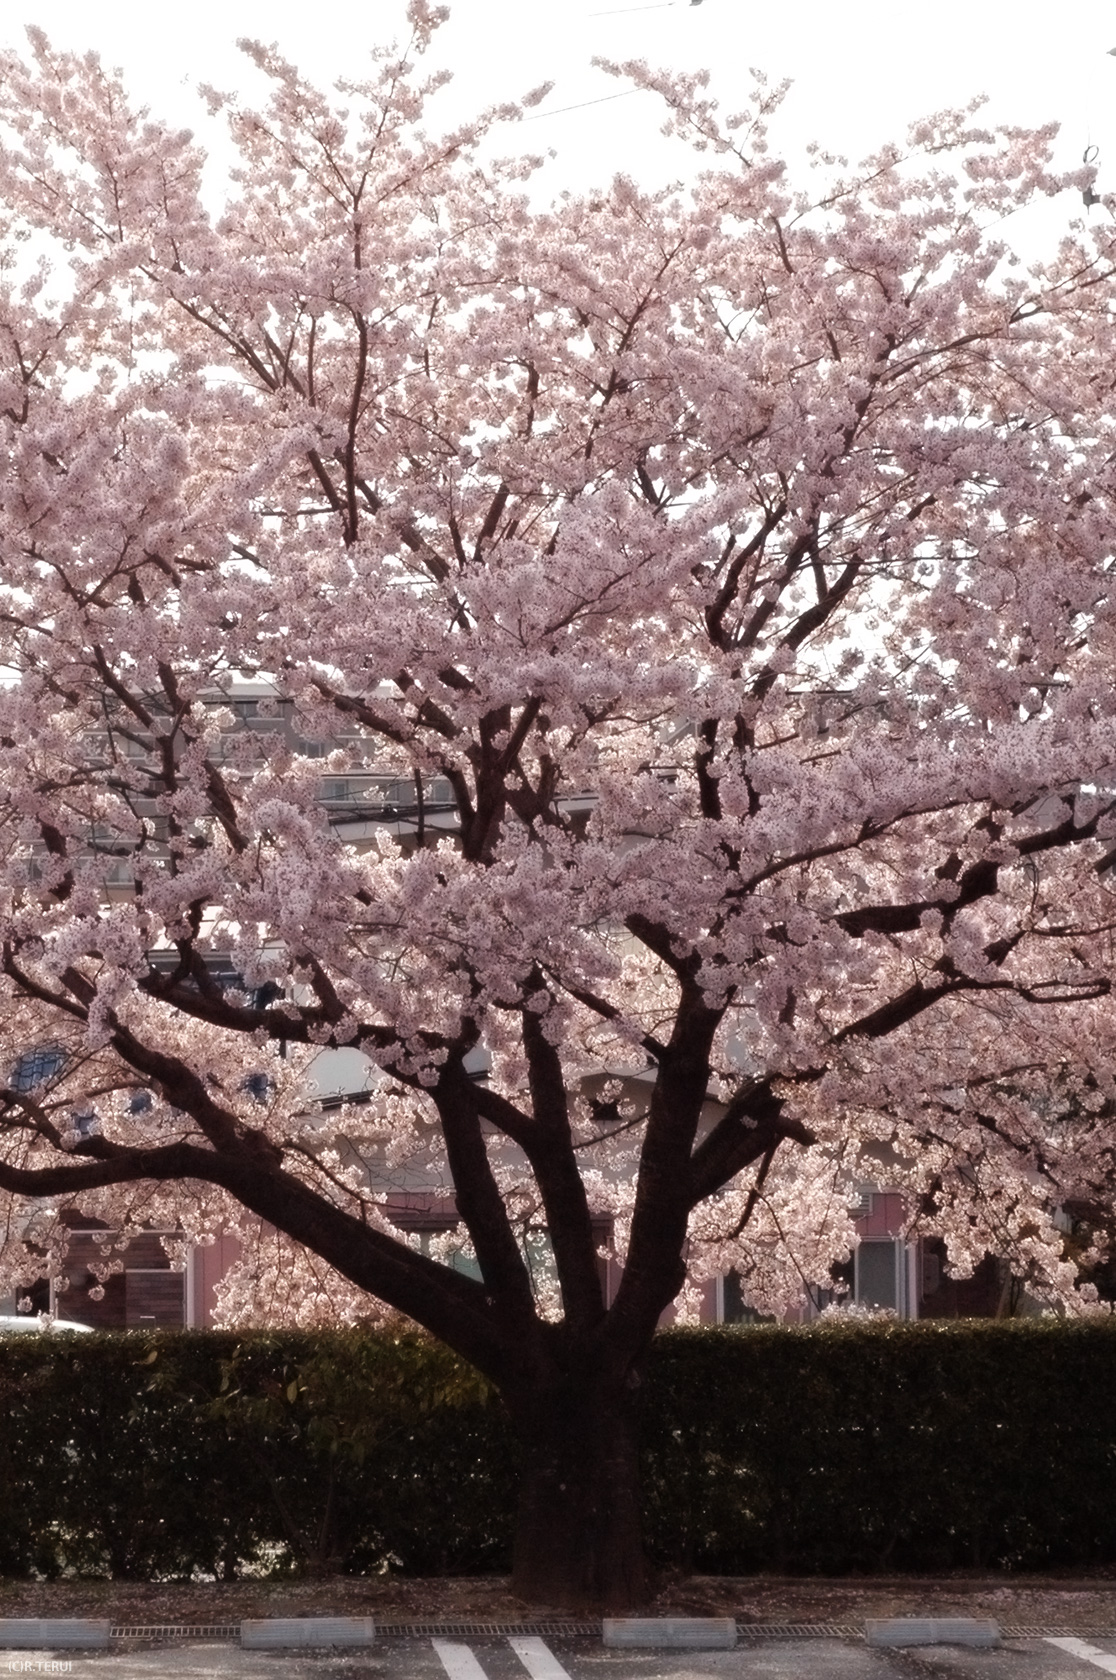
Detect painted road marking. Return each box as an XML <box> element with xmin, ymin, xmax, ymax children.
<box><xmin>508</xmin><ymin>1634</ymin><xmax>575</xmax><ymax>1680</ymax></box>
<box><xmin>1047</xmin><ymin>1637</ymin><xmax>1116</xmax><ymax>1674</ymax></box>
<box><xmin>433</xmin><ymin>1639</ymin><xmax>491</xmax><ymax>1680</ymax></box>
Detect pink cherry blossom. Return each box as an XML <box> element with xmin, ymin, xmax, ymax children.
<box><xmin>0</xmin><ymin>13</ymin><xmax>1113</xmax><ymax>1604</ymax></box>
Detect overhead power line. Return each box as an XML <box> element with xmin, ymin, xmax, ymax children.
<box><xmin>521</xmin><ymin>89</ymin><xmax>644</xmax><ymax>122</ymax></box>
<box><xmin>589</xmin><ymin>1</ymin><xmax>703</xmax><ymax>11</ymax></box>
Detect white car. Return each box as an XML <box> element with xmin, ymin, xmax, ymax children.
<box><xmin>0</xmin><ymin>1315</ymin><xmax>93</xmax><ymax>1333</ymax></box>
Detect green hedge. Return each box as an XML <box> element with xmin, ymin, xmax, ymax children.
<box><xmin>641</xmin><ymin>1321</ymin><xmax>1116</xmax><ymax>1573</ymax></box>
<box><xmin>1</xmin><ymin>1319</ymin><xmax>1115</xmax><ymax>1578</ymax></box>
<box><xmin>0</xmin><ymin>1329</ymin><xmax>515</xmax><ymax>1580</ymax></box>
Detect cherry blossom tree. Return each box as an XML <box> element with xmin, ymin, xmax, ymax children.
<box><xmin>1</xmin><ymin>3</ymin><xmax>1116</xmax><ymax>1605</ymax></box>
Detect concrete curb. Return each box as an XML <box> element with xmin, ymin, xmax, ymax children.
<box><xmin>0</xmin><ymin>1620</ymin><xmax>112</xmax><ymax>1649</ymax></box>
<box><xmin>240</xmin><ymin>1617</ymin><xmax>376</xmax><ymax>1648</ymax></box>
<box><xmin>865</xmin><ymin>1617</ymin><xmax>1001</xmax><ymax>1648</ymax></box>
<box><xmin>603</xmin><ymin>1617</ymin><xmax>737</xmax><ymax>1649</ymax></box>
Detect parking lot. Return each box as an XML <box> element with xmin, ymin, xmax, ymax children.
<box><xmin>6</xmin><ymin>1632</ymin><xmax>1116</xmax><ymax>1680</ymax></box>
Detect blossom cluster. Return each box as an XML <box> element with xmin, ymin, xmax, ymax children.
<box><xmin>0</xmin><ymin>10</ymin><xmax>1113</xmax><ymax>1344</ymax></box>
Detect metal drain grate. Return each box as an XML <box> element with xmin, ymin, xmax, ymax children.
<box><xmin>111</xmin><ymin>1625</ymin><xmax>240</xmax><ymax>1641</ymax></box>
<box><xmin>1002</xmin><ymin>1628</ymin><xmax>1116</xmax><ymax>1641</ymax></box>
<box><xmin>737</xmin><ymin>1624</ymin><xmax>860</xmax><ymax>1640</ymax></box>
<box><xmin>357</xmin><ymin>1620</ymin><xmax>864</xmax><ymax>1641</ymax></box>
<box><xmin>378</xmin><ymin>1621</ymin><xmax>599</xmax><ymax>1639</ymax></box>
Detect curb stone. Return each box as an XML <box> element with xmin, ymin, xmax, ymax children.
<box><xmin>603</xmin><ymin>1618</ymin><xmax>737</xmax><ymax>1649</ymax></box>
<box><xmin>865</xmin><ymin>1618</ymin><xmax>1001</xmax><ymax>1648</ymax></box>
<box><xmin>0</xmin><ymin>1621</ymin><xmax>112</xmax><ymax>1649</ymax></box>
<box><xmin>240</xmin><ymin>1618</ymin><xmax>376</xmax><ymax>1648</ymax></box>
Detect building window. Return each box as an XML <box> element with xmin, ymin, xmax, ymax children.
<box><xmin>720</xmin><ymin>1269</ymin><xmax>770</xmax><ymax>1324</ymax></box>
<box><xmin>9</xmin><ymin>1045</ymin><xmax>66</xmax><ymax>1093</ymax></box>
<box><xmin>855</xmin><ymin>1239</ymin><xmax>913</xmax><ymax>1314</ymax></box>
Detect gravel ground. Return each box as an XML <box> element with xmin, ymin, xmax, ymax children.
<box><xmin>1</xmin><ymin>1575</ymin><xmax>1116</xmax><ymax>1630</ymax></box>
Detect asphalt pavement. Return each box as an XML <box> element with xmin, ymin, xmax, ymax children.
<box><xmin>5</xmin><ymin>1633</ymin><xmax>1116</xmax><ymax>1680</ymax></box>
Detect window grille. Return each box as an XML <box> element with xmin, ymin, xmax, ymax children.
<box><xmin>9</xmin><ymin>1045</ymin><xmax>66</xmax><ymax>1093</ymax></box>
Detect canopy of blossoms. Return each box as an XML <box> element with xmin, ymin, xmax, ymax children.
<box><xmin>0</xmin><ymin>4</ymin><xmax>1113</xmax><ymax>1347</ymax></box>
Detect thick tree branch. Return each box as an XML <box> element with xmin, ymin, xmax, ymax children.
<box><xmin>520</xmin><ymin>1001</ymin><xmax>606</xmax><ymax>1330</ymax></box>
<box><xmin>687</xmin><ymin>1079</ymin><xmax>815</xmax><ymax>1205</ymax></box>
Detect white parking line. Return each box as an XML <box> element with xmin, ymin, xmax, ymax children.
<box><xmin>508</xmin><ymin>1634</ymin><xmax>574</xmax><ymax>1680</ymax></box>
<box><xmin>433</xmin><ymin>1639</ymin><xmax>492</xmax><ymax>1680</ymax></box>
<box><xmin>1046</xmin><ymin>1637</ymin><xmax>1116</xmax><ymax>1674</ymax></box>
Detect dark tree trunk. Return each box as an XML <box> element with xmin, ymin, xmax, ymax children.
<box><xmin>507</xmin><ymin>1372</ymin><xmax>647</xmax><ymax>1612</ymax></box>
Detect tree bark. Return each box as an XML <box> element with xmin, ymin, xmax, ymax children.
<box><xmin>507</xmin><ymin>1371</ymin><xmax>647</xmax><ymax>1612</ymax></box>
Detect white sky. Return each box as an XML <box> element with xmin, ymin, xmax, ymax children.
<box><xmin>1</xmin><ymin>1</ymin><xmax>1115</xmax><ymax>223</ymax></box>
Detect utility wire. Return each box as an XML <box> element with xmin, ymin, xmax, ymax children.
<box><xmin>590</xmin><ymin>0</ymin><xmax>702</xmax><ymax>10</ymax></box>
<box><xmin>521</xmin><ymin>89</ymin><xmax>643</xmax><ymax>122</ymax></box>
<box><xmin>589</xmin><ymin>3</ymin><xmax>676</xmax><ymax>13</ymax></box>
